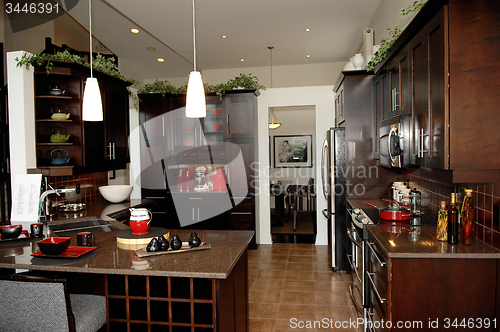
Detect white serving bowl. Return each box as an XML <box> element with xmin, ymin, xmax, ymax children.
<box><xmin>99</xmin><ymin>185</ymin><xmax>133</xmax><ymax>203</ymax></box>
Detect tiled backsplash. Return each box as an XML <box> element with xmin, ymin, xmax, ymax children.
<box><xmin>45</xmin><ymin>172</ymin><xmax>108</xmax><ymax>206</ymax></box>
<box><xmin>403</xmin><ymin>168</ymin><xmax>500</xmax><ymax>250</ymax></box>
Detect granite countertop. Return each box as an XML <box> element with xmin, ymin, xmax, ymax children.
<box><xmin>0</xmin><ymin>200</ymin><xmax>254</xmax><ymax>279</ymax></box>
<box><xmin>0</xmin><ymin>228</ymin><xmax>253</xmax><ymax>279</ymax></box>
<box><xmin>368</xmin><ymin>225</ymin><xmax>500</xmax><ymax>259</ymax></box>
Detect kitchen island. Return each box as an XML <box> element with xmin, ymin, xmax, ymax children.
<box><xmin>0</xmin><ymin>211</ymin><xmax>253</xmax><ymax>331</ymax></box>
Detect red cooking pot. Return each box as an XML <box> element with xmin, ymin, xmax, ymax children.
<box><xmin>364</xmin><ymin>200</ymin><xmax>413</xmax><ymax>221</ymax></box>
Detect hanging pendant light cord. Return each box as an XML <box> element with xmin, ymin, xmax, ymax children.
<box><xmin>268</xmin><ymin>46</ymin><xmax>274</xmax><ymax>88</ymax></box>
<box><xmin>88</xmin><ymin>0</ymin><xmax>93</xmax><ymax>78</ymax></box>
<box><xmin>192</xmin><ymin>0</ymin><xmax>196</xmax><ymax>71</ymax></box>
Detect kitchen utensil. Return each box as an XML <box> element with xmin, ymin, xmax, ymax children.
<box><xmin>50</xmin><ymin>125</ymin><xmax>70</xmax><ymax>143</ymax></box>
<box><xmin>48</xmin><ymin>83</ymin><xmax>65</xmax><ymax>96</ymax></box>
<box><xmin>50</xmin><ymin>149</ymin><xmax>70</xmax><ymax>166</ymax></box>
<box><xmin>0</xmin><ymin>225</ymin><xmax>22</xmax><ymax>239</ymax></box>
<box><xmin>129</xmin><ymin>208</ymin><xmax>152</xmax><ymax>235</ymax></box>
<box><xmin>364</xmin><ymin>201</ymin><xmax>412</xmax><ymax>221</ymax></box>
<box><xmin>50</xmin><ymin>104</ymin><xmax>70</xmax><ymax>120</ymax></box>
<box><xmin>38</xmin><ymin>237</ymin><xmax>70</xmax><ymax>255</ymax></box>
<box><xmin>30</xmin><ymin>223</ymin><xmax>44</xmax><ymax>238</ymax></box>
<box><xmin>77</xmin><ymin>232</ymin><xmax>95</xmax><ymax>246</ymax></box>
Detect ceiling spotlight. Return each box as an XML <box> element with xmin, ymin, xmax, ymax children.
<box><xmin>306</xmin><ymin>54</ymin><xmax>311</xmax><ymax>58</ymax></box>
<box><xmin>240</xmin><ymin>59</ymin><xmax>245</xmax><ymax>62</ymax></box>
<box><xmin>131</xmin><ymin>28</ymin><xmax>140</xmax><ymax>34</ymax></box>
<box><xmin>157</xmin><ymin>58</ymin><xmax>165</xmax><ymax>62</ymax></box>
<box><xmin>305</xmin><ymin>28</ymin><xmax>310</xmax><ymax>32</ymax></box>
<box><xmin>147</xmin><ymin>47</ymin><xmax>156</xmax><ymax>52</ymax></box>
<box><xmin>221</xmin><ymin>35</ymin><xmax>227</xmax><ymax>39</ymax></box>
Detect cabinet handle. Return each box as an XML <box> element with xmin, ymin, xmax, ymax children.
<box><xmin>112</xmin><ymin>143</ymin><xmax>116</xmax><ymax>160</ymax></box>
<box><xmin>192</xmin><ymin>208</ymin><xmax>195</xmax><ymax>221</ymax></box>
<box><xmin>227</xmin><ymin>114</ymin><xmax>231</xmax><ymax>135</ymax></box>
<box><xmin>418</xmin><ymin>128</ymin><xmax>429</xmax><ymax>158</ymax></box>
<box><xmin>392</xmin><ymin>88</ymin><xmax>400</xmax><ymax>112</ymax></box>
<box><xmin>189</xmin><ymin>197</ymin><xmax>202</xmax><ymax>200</ymax></box>
<box><xmin>108</xmin><ymin>143</ymin><xmax>112</xmax><ymax>160</ymax></box>
<box><xmin>197</xmin><ymin>208</ymin><xmax>200</xmax><ymax>221</ymax></box>
<box><xmin>367</xmin><ymin>242</ymin><xmax>386</xmax><ymax>267</ymax></box>
<box><xmin>367</xmin><ymin>272</ymin><xmax>387</xmax><ymax>304</ymax></box>
<box><xmin>162</xmin><ymin>115</ymin><xmax>165</xmax><ymax>137</ymax></box>
<box><xmin>108</xmin><ymin>143</ymin><xmax>115</xmax><ymax>160</ymax></box>
<box><xmin>231</xmin><ymin>212</ymin><xmax>251</xmax><ymax>215</ymax></box>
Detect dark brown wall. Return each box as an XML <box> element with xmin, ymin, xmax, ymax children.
<box><xmin>403</xmin><ymin>168</ymin><xmax>500</xmax><ymax>250</ymax></box>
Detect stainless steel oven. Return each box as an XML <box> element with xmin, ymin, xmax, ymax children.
<box><xmin>346</xmin><ymin>202</ymin><xmax>374</xmax><ymax>314</ymax></box>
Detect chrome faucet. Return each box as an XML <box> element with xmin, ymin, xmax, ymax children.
<box><xmin>39</xmin><ymin>185</ymin><xmax>76</xmax><ymax>218</ymax></box>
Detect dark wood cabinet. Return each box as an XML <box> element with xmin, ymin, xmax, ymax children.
<box><xmin>366</xmin><ymin>230</ymin><xmax>500</xmax><ymax>332</ymax></box>
<box><xmin>33</xmin><ymin>63</ymin><xmax>130</xmax><ymax>176</ymax></box>
<box><xmin>138</xmin><ymin>90</ymin><xmax>258</xmax><ymax>247</ymax></box>
<box><xmin>373</xmin><ymin>0</ymin><xmax>500</xmax><ymax>182</ymax></box>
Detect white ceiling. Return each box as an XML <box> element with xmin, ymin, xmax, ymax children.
<box><xmin>64</xmin><ymin>0</ymin><xmax>382</xmax><ymax>82</ymax></box>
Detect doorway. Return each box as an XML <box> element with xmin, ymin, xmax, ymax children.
<box><xmin>268</xmin><ymin>106</ymin><xmax>316</xmax><ymax>243</ymax></box>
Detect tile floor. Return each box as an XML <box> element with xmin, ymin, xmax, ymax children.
<box><xmin>248</xmin><ymin>243</ymin><xmax>363</xmax><ymax>331</ymax></box>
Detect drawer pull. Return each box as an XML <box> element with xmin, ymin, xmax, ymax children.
<box><xmin>367</xmin><ymin>242</ymin><xmax>386</xmax><ymax>267</ymax></box>
<box><xmin>189</xmin><ymin>197</ymin><xmax>203</xmax><ymax>200</ymax></box>
<box><xmin>231</xmin><ymin>212</ymin><xmax>252</xmax><ymax>215</ymax></box>
<box><xmin>367</xmin><ymin>272</ymin><xmax>387</xmax><ymax>304</ymax></box>
<box><xmin>145</xmin><ymin>197</ymin><xmax>165</xmax><ymax>199</ymax></box>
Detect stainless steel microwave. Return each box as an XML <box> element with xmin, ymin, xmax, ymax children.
<box><xmin>379</xmin><ymin>114</ymin><xmax>413</xmax><ymax>168</ymax></box>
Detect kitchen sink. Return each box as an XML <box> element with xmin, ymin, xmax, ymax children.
<box><xmin>49</xmin><ymin>218</ymin><xmax>118</xmax><ymax>236</ymax></box>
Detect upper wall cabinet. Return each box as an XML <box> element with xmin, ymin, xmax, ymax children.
<box><xmin>33</xmin><ymin>63</ymin><xmax>130</xmax><ymax>176</ymax></box>
<box><xmin>374</xmin><ymin>0</ymin><xmax>500</xmax><ymax>182</ymax></box>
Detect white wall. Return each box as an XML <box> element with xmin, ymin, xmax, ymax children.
<box><xmin>269</xmin><ymin>106</ymin><xmax>315</xmax><ymax>185</ymax></box>
<box><xmin>6</xmin><ymin>51</ymin><xmax>36</xmax><ymax>198</ymax></box>
<box><xmin>257</xmin><ymin>86</ymin><xmax>335</xmax><ymax>246</ymax></box>
<box><xmin>145</xmin><ymin>61</ymin><xmax>346</xmax><ymax>90</ymax></box>
<box><xmin>369</xmin><ymin>0</ymin><xmax>420</xmax><ymax>45</ymax></box>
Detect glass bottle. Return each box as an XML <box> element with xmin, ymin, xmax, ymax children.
<box><xmin>436</xmin><ymin>201</ymin><xmax>448</xmax><ymax>242</ymax></box>
<box><xmin>447</xmin><ymin>193</ymin><xmax>459</xmax><ymax>245</ymax></box>
<box><xmin>409</xmin><ymin>188</ymin><xmax>422</xmax><ymax>215</ymax></box>
<box><xmin>453</xmin><ymin>185</ymin><xmax>462</xmax><ymax>240</ymax></box>
<box><xmin>461</xmin><ymin>189</ymin><xmax>475</xmax><ymax>245</ymax></box>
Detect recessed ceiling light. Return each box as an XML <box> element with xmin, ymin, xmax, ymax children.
<box><xmin>240</xmin><ymin>59</ymin><xmax>245</xmax><ymax>62</ymax></box>
<box><xmin>147</xmin><ymin>47</ymin><xmax>156</xmax><ymax>52</ymax></box>
<box><xmin>306</xmin><ymin>54</ymin><xmax>311</xmax><ymax>58</ymax></box>
<box><xmin>131</xmin><ymin>28</ymin><xmax>140</xmax><ymax>34</ymax></box>
<box><xmin>221</xmin><ymin>35</ymin><xmax>227</xmax><ymax>39</ymax></box>
<box><xmin>157</xmin><ymin>58</ymin><xmax>165</xmax><ymax>62</ymax></box>
<box><xmin>305</xmin><ymin>28</ymin><xmax>310</xmax><ymax>32</ymax></box>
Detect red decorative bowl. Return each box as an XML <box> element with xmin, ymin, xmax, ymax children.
<box><xmin>183</xmin><ymin>124</ymin><xmax>194</xmax><ymax>132</ymax></box>
<box><xmin>212</xmin><ymin>109</ymin><xmax>222</xmax><ymax>117</ymax></box>
<box><xmin>38</xmin><ymin>237</ymin><xmax>70</xmax><ymax>255</ymax></box>
<box><xmin>0</xmin><ymin>225</ymin><xmax>22</xmax><ymax>239</ymax></box>
<box><xmin>210</xmin><ymin>124</ymin><xmax>222</xmax><ymax>131</ymax></box>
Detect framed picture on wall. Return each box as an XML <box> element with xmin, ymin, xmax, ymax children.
<box><xmin>273</xmin><ymin>135</ymin><xmax>312</xmax><ymax>168</ymax></box>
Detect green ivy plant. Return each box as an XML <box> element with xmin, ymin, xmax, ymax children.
<box><xmin>400</xmin><ymin>0</ymin><xmax>428</xmax><ymax>16</ymax></box>
<box><xmin>364</xmin><ymin>26</ymin><xmax>403</xmax><ymax>72</ymax></box>
<box><xmin>363</xmin><ymin>0</ymin><xmax>428</xmax><ymax>71</ymax></box>
<box><xmin>15</xmin><ymin>50</ymin><xmax>139</xmax><ymax>86</ymax></box>
<box><xmin>138</xmin><ymin>73</ymin><xmax>265</xmax><ymax>99</ymax></box>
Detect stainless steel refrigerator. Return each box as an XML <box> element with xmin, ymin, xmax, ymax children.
<box><xmin>321</xmin><ymin>127</ymin><xmax>346</xmax><ymax>271</ymax></box>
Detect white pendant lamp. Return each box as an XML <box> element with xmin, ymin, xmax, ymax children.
<box><xmin>268</xmin><ymin>48</ymin><xmax>281</xmax><ymax>130</ymax></box>
<box><xmin>186</xmin><ymin>0</ymin><xmax>206</xmax><ymax>118</ymax></box>
<box><xmin>82</xmin><ymin>0</ymin><xmax>103</xmax><ymax>121</ymax></box>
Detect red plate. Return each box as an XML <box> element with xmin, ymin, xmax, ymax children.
<box><xmin>31</xmin><ymin>246</ymin><xmax>96</xmax><ymax>258</ymax></box>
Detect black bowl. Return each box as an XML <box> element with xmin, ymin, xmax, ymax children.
<box><xmin>38</xmin><ymin>237</ymin><xmax>70</xmax><ymax>255</ymax></box>
<box><xmin>0</xmin><ymin>225</ymin><xmax>22</xmax><ymax>239</ymax></box>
